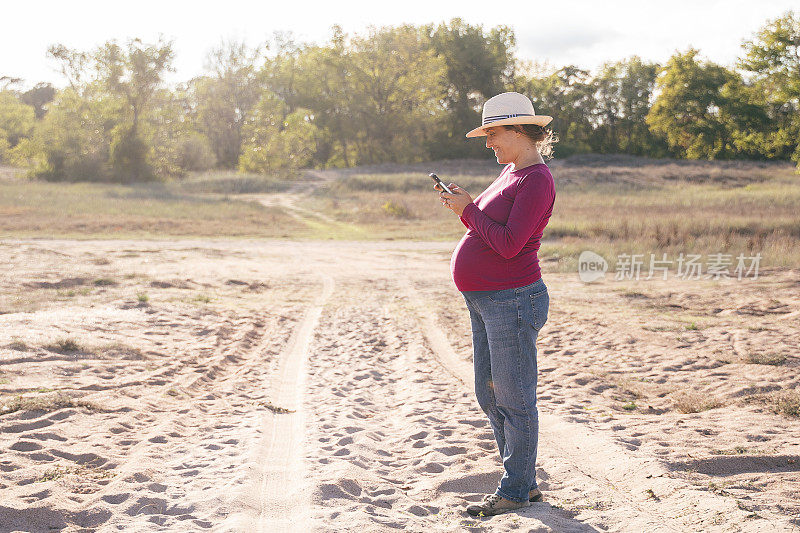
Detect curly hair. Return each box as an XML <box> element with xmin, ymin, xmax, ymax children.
<box><xmin>505</xmin><ymin>124</ymin><xmax>559</xmax><ymax>160</ymax></box>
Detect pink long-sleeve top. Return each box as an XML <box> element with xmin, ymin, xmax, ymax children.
<box><xmin>451</xmin><ymin>163</ymin><xmax>555</xmax><ymax>291</ymax></box>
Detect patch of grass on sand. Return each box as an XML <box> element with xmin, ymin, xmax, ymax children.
<box><xmin>136</xmin><ymin>292</ymin><xmax>150</xmax><ymax>304</ymax></box>
<box><xmin>707</xmin><ymin>481</ymin><xmax>733</xmax><ymax>496</ymax></box>
<box><xmin>37</xmin><ymin>464</ymin><xmax>114</xmax><ymax>483</ymax></box>
<box><xmin>93</xmin><ymin>277</ymin><xmax>118</xmax><ymax>287</ymax></box>
<box><xmin>672</xmin><ymin>391</ymin><xmax>722</xmax><ymax>413</ymax></box>
<box><xmin>746</xmin><ymin>352</ymin><xmax>786</xmax><ymax>366</ymax></box>
<box><xmin>642</xmin><ymin>325</ymin><xmax>679</xmax><ymax>332</ymax></box>
<box><xmin>615</xmin><ymin>378</ymin><xmax>645</xmax><ymax>399</ymax></box>
<box><xmin>621</xmin><ymin>401</ymin><xmax>637</xmax><ymax>411</ymax></box>
<box><xmin>100</xmin><ymin>342</ymin><xmax>144</xmax><ymax>360</ymax></box>
<box><xmin>259</xmin><ymin>400</ymin><xmax>295</xmax><ymax>414</ymax></box>
<box><xmin>711</xmin><ymin>446</ymin><xmax>749</xmax><ymax>455</ymax></box>
<box><xmin>56</xmin><ymin>287</ymin><xmax>91</xmax><ymax>298</ymax></box>
<box><xmin>620</xmin><ymin>290</ymin><xmax>650</xmax><ymax>299</ymax></box>
<box><xmin>8</xmin><ymin>338</ymin><xmax>29</xmax><ymax>351</ymax></box>
<box><xmin>771</xmin><ymin>391</ymin><xmax>800</xmax><ymax>418</ymax></box>
<box><xmin>45</xmin><ymin>338</ymin><xmax>82</xmax><ymax>354</ymax></box>
<box><xmin>0</xmin><ymin>392</ymin><xmax>98</xmax><ymax>416</ymax></box>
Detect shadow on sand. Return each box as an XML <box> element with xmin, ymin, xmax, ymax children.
<box><xmin>438</xmin><ymin>470</ymin><xmax>601</xmax><ymax>532</ymax></box>
<box><xmin>666</xmin><ymin>454</ymin><xmax>800</xmax><ymax>476</ymax></box>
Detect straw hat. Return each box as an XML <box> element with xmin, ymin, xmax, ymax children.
<box><xmin>466</xmin><ymin>92</ymin><xmax>552</xmax><ymax>138</ymax></box>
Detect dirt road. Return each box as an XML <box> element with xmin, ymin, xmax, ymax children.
<box><xmin>0</xmin><ymin>240</ymin><xmax>798</xmax><ymax>532</ymax></box>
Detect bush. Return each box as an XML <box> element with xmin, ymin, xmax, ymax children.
<box><xmin>773</xmin><ymin>391</ymin><xmax>800</xmax><ymax>418</ymax></box>
<box><xmin>175</xmin><ymin>134</ymin><xmax>216</xmax><ymax>172</ymax></box>
<box><xmin>0</xmin><ymin>136</ymin><xmax>8</xmax><ymax>163</ymax></box>
<box><xmin>39</xmin><ymin>150</ymin><xmax>110</xmax><ymax>182</ymax></box>
<box><xmin>109</xmin><ymin>126</ymin><xmax>154</xmax><ymax>183</ymax></box>
<box><xmin>381</xmin><ymin>200</ymin><xmax>410</xmax><ymax>218</ymax></box>
<box><xmin>672</xmin><ymin>391</ymin><xmax>722</xmax><ymax>413</ymax></box>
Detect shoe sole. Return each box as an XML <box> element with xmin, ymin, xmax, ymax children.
<box><xmin>529</xmin><ymin>493</ymin><xmax>543</xmax><ymax>502</ymax></box>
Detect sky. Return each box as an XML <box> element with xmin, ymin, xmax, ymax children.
<box><xmin>2</xmin><ymin>0</ymin><xmax>796</xmax><ymax>88</ymax></box>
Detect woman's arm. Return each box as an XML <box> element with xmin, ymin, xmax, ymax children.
<box><xmin>460</xmin><ymin>175</ymin><xmax>554</xmax><ymax>259</ymax></box>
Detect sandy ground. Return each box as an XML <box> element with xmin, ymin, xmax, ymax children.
<box><xmin>0</xmin><ymin>239</ymin><xmax>798</xmax><ymax>532</ymax></box>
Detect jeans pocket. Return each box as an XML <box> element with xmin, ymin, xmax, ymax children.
<box><xmin>529</xmin><ymin>288</ymin><xmax>549</xmax><ymax>330</ymax></box>
<box><xmin>486</xmin><ymin>290</ymin><xmax>516</xmax><ymax>305</ymax></box>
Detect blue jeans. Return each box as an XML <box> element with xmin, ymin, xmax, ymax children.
<box><xmin>461</xmin><ymin>279</ymin><xmax>549</xmax><ymax>503</ymax></box>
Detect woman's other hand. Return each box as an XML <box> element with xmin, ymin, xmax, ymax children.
<box><xmin>439</xmin><ymin>184</ymin><xmax>473</xmax><ymax>216</ymax></box>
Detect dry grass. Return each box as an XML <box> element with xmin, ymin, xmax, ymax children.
<box><xmin>7</xmin><ymin>339</ymin><xmax>29</xmax><ymax>351</ymax></box>
<box><xmin>315</xmin><ymin>156</ymin><xmax>800</xmax><ymax>267</ymax></box>
<box><xmin>100</xmin><ymin>342</ymin><xmax>144</xmax><ymax>360</ymax></box>
<box><xmin>0</xmin><ymin>391</ymin><xmax>98</xmax><ymax>416</ymax></box>
<box><xmin>1</xmin><ymin>156</ymin><xmax>798</xmax><ymax>268</ymax></box>
<box><xmin>746</xmin><ymin>390</ymin><xmax>800</xmax><ymax>418</ymax></box>
<box><xmin>45</xmin><ymin>338</ymin><xmax>83</xmax><ymax>354</ymax></box>
<box><xmin>672</xmin><ymin>391</ymin><xmax>723</xmax><ymax>413</ymax></box>
<box><xmin>746</xmin><ymin>352</ymin><xmax>787</xmax><ymax>366</ymax></box>
<box><xmin>0</xmin><ymin>177</ymin><xmax>297</xmax><ymax>239</ymax></box>
<box><xmin>259</xmin><ymin>400</ymin><xmax>295</xmax><ymax>414</ymax></box>
<box><xmin>37</xmin><ymin>464</ymin><xmax>114</xmax><ymax>483</ymax></box>
<box><xmin>771</xmin><ymin>391</ymin><xmax>800</xmax><ymax>418</ymax></box>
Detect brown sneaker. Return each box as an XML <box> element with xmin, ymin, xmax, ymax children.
<box><xmin>529</xmin><ymin>488</ymin><xmax>543</xmax><ymax>502</ymax></box>
<box><xmin>466</xmin><ymin>493</ymin><xmax>531</xmax><ymax>517</ymax></box>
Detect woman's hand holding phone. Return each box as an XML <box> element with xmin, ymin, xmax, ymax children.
<box><xmin>430</xmin><ymin>173</ymin><xmax>472</xmax><ymax>216</ymax></box>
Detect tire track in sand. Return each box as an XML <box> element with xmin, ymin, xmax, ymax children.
<box><xmin>401</xmin><ymin>277</ymin><xmax>762</xmax><ymax>532</ymax></box>
<box><xmin>253</xmin><ymin>274</ymin><xmax>334</xmax><ymax>532</ymax></box>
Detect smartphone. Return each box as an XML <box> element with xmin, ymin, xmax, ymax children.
<box><xmin>429</xmin><ymin>173</ymin><xmax>453</xmax><ymax>194</ymax></box>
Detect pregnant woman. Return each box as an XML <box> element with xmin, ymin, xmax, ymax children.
<box><xmin>436</xmin><ymin>92</ymin><xmax>557</xmax><ymax>517</ymax></box>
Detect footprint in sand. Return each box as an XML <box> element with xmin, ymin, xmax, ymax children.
<box><xmin>102</xmin><ymin>493</ymin><xmax>130</xmax><ymax>505</ymax></box>
<box><xmin>9</xmin><ymin>441</ymin><xmax>44</xmax><ymax>452</ymax></box>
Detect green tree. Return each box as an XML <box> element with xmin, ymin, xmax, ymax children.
<box><xmin>192</xmin><ymin>39</ymin><xmax>262</xmax><ymax>168</ymax></box>
<box><xmin>140</xmin><ymin>85</ymin><xmax>215</xmax><ymax>178</ymax></box>
<box><xmin>31</xmin><ymin>85</ymin><xmax>120</xmax><ymax>181</ymax></box>
<box><xmin>592</xmin><ymin>57</ymin><xmax>667</xmax><ymax>156</ymax></box>
<box><xmin>274</xmin><ymin>28</ymin><xmax>359</xmax><ymax>167</ymax></box>
<box><xmin>21</xmin><ymin>83</ymin><xmax>56</xmax><ymax>119</ymax></box>
<box><xmin>342</xmin><ymin>25</ymin><xmax>446</xmax><ymax>164</ymax></box>
<box><xmin>647</xmin><ymin>49</ymin><xmax>747</xmax><ymax>159</ymax></box>
<box><xmin>0</xmin><ymin>90</ymin><xmax>35</xmax><ymax>156</ymax></box>
<box><xmin>427</xmin><ymin>19</ymin><xmax>516</xmax><ymax>158</ymax></box>
<box><xmin>515</xmin><ymin>65</ymin><xmax>595</xmax><ymax>156</ymax></box>
<box><xmin>239</xmin><ymin>92</ymin><xmax>320</xmax><ymax>173</ymax></box>
<box><xmin>739</xmin><ymin>11</ymin><xmax>800</xmax><ymax>165</ymax></box>
<box><xmin>93</xmin><ymin>37</ymin><xmax>175</xmax><ymax>181</ymax></box>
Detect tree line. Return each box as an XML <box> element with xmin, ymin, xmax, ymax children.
<box><xmin>0</xmin><ymin>14</ymin><xmax>797</xmax><ymax>182</ymax></box>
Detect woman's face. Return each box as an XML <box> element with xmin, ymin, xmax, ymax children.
<box><xmin>485</xmin><ymin>126</ymin><xmax>524</xmax><ymax>165</ymax></box>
